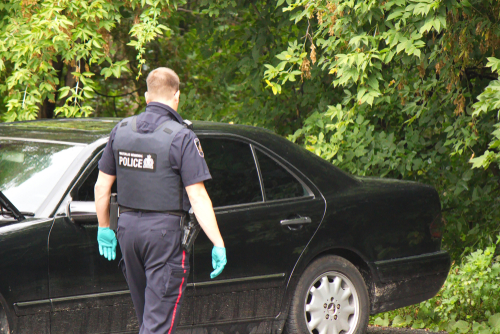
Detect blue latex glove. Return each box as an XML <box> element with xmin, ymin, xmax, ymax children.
<box><xmin>210</xmin><ymin>246</ymin><xmax>227</xmax><ymax>279</ymax></box>
<box><xmin>97</xmin><ymin>227</ymin><xmax>117</xmax><ymax>261</ymax></box>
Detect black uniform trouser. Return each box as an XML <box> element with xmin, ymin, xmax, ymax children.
<box><xmin>116</xmin><ymin>211</ymin><xmax>189</xmax><ymax>334</ymax></box>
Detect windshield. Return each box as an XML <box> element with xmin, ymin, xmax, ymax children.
<box><xmin>0</xmin><ymin>139</ymin><xmax>84</xmax><ymax>213</ymax></box>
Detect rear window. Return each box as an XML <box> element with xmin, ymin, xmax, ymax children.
<box><xmin>0</xmin><ymin>140</ymin><xmax>83</xmax><ymax>213</ymax></box>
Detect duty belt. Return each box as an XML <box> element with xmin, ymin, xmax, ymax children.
<box><xmin>118</xmin><ymin>206</ymin><xmax>185</xmax><ymax>217</ymax></box>
<box><xmin>117</xmin><ymin>204</ymin><xmax>201</xmax><ymax>253</ymax></box>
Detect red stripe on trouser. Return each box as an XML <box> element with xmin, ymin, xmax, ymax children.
<box><xmin>168</xmin><ymin>250</ymin><xmax>186</xmax><ymax>334</ymax></box>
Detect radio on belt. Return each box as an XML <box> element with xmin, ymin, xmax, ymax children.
<box><xmin>109</xmin><ymin>193</ymin><xmax>118</xmax><ymax>231</ymax></box>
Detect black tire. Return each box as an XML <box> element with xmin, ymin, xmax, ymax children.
<box><xmin>0</xmin><ymin>308</ymin><xmax>9</xmax><ymax>334</ymax></box>
<box><xmin>285</xmin><ymin>255</ymin><xmax>369</xmax><ymax>334</ymax></box>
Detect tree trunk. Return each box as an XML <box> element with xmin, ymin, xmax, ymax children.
<box><xmin>39</xmin><ymin>56</ymin><xmax>65</xmax><ymax>119</ymax></box>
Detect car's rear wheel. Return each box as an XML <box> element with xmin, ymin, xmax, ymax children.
<box><xmin>285</xmin><ymin>255</ymin><xmax>369</xmax><ymax>334</ymax></box>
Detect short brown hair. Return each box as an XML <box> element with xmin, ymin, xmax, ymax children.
<box><xmin>146</xmin><ymin>67</ymin><xmax>180</xmax><ymax>100</ymax></box>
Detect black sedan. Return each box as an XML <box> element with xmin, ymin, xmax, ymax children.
<box><xmin>0</xmin><ymin>119</ymin><xmax>450</xmax><ymax>334</ymax></box>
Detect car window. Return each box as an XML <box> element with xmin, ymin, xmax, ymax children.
<box><xmin>255</xmin><ymin>149</ymin><xmax>308</xmax><ymax>201</ymax></box>
<box><xmin>75</xmin><ymin>162</ymin><xmax>117</xmax><ymax>202</ymax></box>
<box><xmin>0</xmin><ymin>140</ymin><xmax>84</xmax><ymax>213</ymax></box>
<box><xmin>201</xmin><ymin>138</ymin><xmax>262</xmax><ymax>207</ymax></box>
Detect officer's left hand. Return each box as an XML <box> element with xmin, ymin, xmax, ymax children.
<box><xmin>210</xmin><ymin>246</ymin><xmax>227</xmax><ymax>279</ymax></box>
<box><xmin>97</xmin><ymin>227</ymin><xmax>117</xmax><ymax>261</ymax></box>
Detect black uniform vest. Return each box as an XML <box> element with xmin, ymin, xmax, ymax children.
<box><xmin>113</xmin><ymin>116</ymin><xmax>186</xmax><ymax>211</ymax></box>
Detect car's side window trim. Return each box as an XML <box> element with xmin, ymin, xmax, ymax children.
<box><xmin>197</xmin><ymin>134</ymin><xmax>317</xmax><ymax>211</ymax></box>
<box><xmin>71</xmin><ymin>144</ymin><xmax>267</xmax><ymax>211</ymax></box>
<box><xmin>66</xmin><ymin>136</ymin><xmax>265</xmax><ymax>212</ymax></box>
<box><xmin>48</xmin><ymin>139</ymin><xmax>109</xmax><ymax>218</ymax></box>
<box><xmin>250</xmin><ymin>144</ymin><xmax>267</xmax><ymax>202</ymax></box>
<box><xmin>56</xmin><ymin>148</ymin><xmax>109</xmax><ymax>219</ymax></box>
<box><xmin>69</xmin><ymin>148</ymin><xmax>105</xmax><ymax>201</ymax></box>
<box><xmin>196</xmin><ymin>132</ymin><xmax>319</xmax><ymax>199</ymax></box>
<box><xmin>54</xmin><ymin>148</ymin><xmax>106</xmax><ymax>217</ymax></box>
<box><xmin>252</xmin><ymin>146</ymin><xmax>314</xmax><ymax>202</ymax></box>
<box><xmin>64</xmin><ymin>136</ymin><xmax>316</xmax><ymax>212</ymax></box>
<box><xmin>212</xmin><ymin>195</ymin><xmax>315</xmax><ymax>213</ymax></box>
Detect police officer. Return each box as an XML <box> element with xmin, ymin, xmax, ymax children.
<box><xmin>94</xmin><ymin>67</ymin><xmax>227</xmax><ymax>334</ymax></box>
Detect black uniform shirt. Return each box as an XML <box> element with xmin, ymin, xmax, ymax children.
<box><xmin>98</xmin><ymin>102</ymin><xmax>212</xmax><ymax>209</ymax></box>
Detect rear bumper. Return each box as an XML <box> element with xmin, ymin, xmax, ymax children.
<box><xmin>369</xmin><ymin>251</ymin><xmax>451</xmax><ymax>314</ymax></box>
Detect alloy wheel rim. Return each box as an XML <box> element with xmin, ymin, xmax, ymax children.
<box><xmin>304</xmin><ymin>271</ymin><xmax>360</xmax><ymax>334</ymax></box>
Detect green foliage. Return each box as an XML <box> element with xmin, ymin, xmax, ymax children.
<box><xmin>0</xmin><ymin>0</ymin><xmax>172</xmax><ymax>120</ymax></box>
<box><xmin>471</xmin><ymin>57</ymin><xmax>500</xmax><ymax>169</ymax></box>
<box><xmin>371</xmin><ymin>237</ymin><xmax>500</xmax><ymax>333</ymax></box>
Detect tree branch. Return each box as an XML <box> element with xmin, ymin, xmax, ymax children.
<box><xmin>177</xmin><ymin>8</ymin><xmax>194</xmax><ymax>13</ymax></box>
<box><xmin>465</xmin><ymin>68</ymin><xmax>498</xmax><ymax>81</ymax></box>
<box><xmin>93</xmin><ymin>86</ymin><xmax>144</xmax><ymax>98</ymax></box>
<box><xmin>251</xmin><ymin>3</ymin><xmax>261</xmax><ymax>17</ymax></box>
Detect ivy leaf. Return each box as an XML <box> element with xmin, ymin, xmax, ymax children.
<box><xmin>453</xmin><ymin>320</ymin><xmax>471</xmax><ymax>333</ymax></box>
<box><xmin>58</xmin><ymin>86</ymin><xmax>71</xmax><ymax>99</ymax></box>
<box><xmin>488</xmin><ymin>314</ymin><xmax>500</xmax><ymax>330</ymax></box>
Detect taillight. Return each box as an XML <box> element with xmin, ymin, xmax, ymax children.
<box><xmin>429</xmin><ymin>213</ymin><xmax>443</xmax><ymax>239</ymax></box>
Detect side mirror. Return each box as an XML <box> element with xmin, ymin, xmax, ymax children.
<box><xmin>67</xmin><ymin>201</ymin><xmax>97</xmax><ymax>224</ymax></box>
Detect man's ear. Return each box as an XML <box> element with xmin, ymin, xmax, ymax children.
<box><xmin>145</xmin><ymin>91</ymin><xmax>150</xmax><ymax>104</ymax></box>
<box><xmin>174</xmin><ymin>90</ymin><xmax>180</xmax><ymax>102</ymax></box>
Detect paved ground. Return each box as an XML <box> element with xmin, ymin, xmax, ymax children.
<box><xmin>367</xmin><ymin>326</ymin><xmax>447</xmax><ymax>334</ymax></box>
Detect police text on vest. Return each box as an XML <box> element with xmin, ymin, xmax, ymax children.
<box><xmin>118</xmin><ymin>150</ymin><xmax>157</xmax><ymax>172</ymax></box>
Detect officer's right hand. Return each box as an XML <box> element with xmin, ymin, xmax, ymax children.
<box><xmin>97</xmin><ymin>227</ymin><xmax>117</xmax><ymax>261</ymax></box>
<box><xmin>210</xmin><ymin>246</ymin><xmax>227</xmax><ymax>279</ymax></box>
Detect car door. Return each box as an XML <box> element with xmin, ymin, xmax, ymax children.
<box><xmin>48</xmin><ymin>153</ymin><xmax>135</xmax><ymax>333</ymax></box>
<box><xmin>192</xmin><ymin>136</ymin><xmax>325</xmax><ymax>326</ymax></box>
<box><xmin>48</xmin><ymin>152</ymin><xmax>195</xmax><ymax>332</ymax></box>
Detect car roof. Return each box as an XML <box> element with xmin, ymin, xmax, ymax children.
<box><xmin>0</xmin><ymin>118</ymin><xmax>120</xmax><ymax>144</ymax></box>
<box><xmin>0</xmin><ymin>117</ymin><xmax>360</xmax><ymax>202</ymax></box>
<box><xmin>0</xmin><ymin>118</ymin><xmax>275</xmax><ymax>144</ymax></box>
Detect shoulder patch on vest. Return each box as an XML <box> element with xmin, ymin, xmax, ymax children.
<box><xmin>194</xmin><ymin>138</ymin><xmax>204</xmax><ymax>158</ymax></box>
<box><xmin>163</xmin><ymin>127</ymin><xmax>173</xmax><ymax>134</ymax></box>
<box><xmin>120</xmin><ymin>121</ymin><xmax>128</xmax><ymax>127</ymax></box>
<box><xmin>118</xmin><ymin>150</ymin><xmax>157</xmax><ymax>172</ymax></box>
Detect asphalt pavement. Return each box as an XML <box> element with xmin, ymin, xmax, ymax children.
<box><xmin>367</xmin><ymin>326</ymin><xmax>447</xmax><ymax>334</ymax></box>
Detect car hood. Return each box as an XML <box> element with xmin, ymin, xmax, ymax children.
<box><xmin>0</xmin><ymin>217</ymin><xmax>52</xmax><ymax>232</ymax></box>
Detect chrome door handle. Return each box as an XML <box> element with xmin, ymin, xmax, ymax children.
<box><xmin>280</xmin><ymin>217</ymin><xmax>312</xmax><ymax>226</ymax></box>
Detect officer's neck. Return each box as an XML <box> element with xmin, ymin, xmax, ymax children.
<box><xmin>147</xmin><ymin>100</ymin><xmax>178</xmax><ymax>112</ymax></box>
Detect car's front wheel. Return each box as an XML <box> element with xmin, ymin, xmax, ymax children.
<box><xmin>285</xmin><ymin>255</ymin><xmax>369</xmax><ymax>334</ymax></box>
<box><xmin>0</xmin><ymin>308</ymin><xmax>9</xmax><ymax>334</ymax></box>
